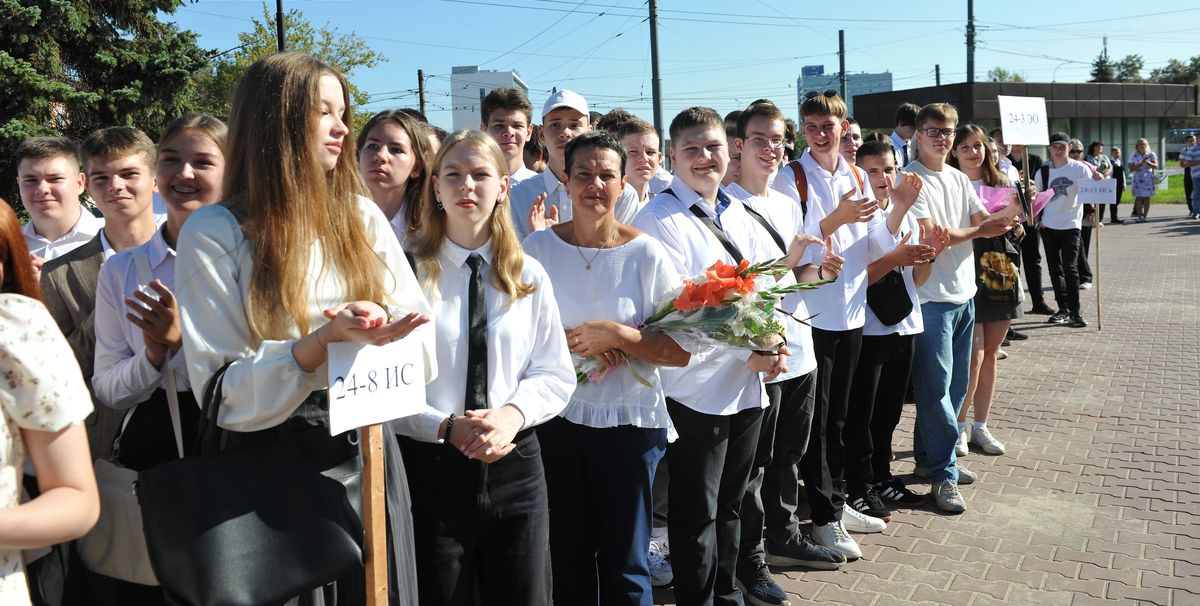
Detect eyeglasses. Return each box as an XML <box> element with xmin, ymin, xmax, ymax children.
<box><xmin>804</xmin><ymin>89</ymin><xmax>839</xmax><ymax>100</ymax></box>
<box><xmin>921</xmin><ymin>127</ymin><xmax>955</xmax><ymax>139</ymax></box>
<box><xmin>747</xmin><ymin>136</ymin><xmax>786</xmax><ymax>150</ymax></box>
<box><xmin>1069</xmin><ymin>149</ymin><xmax>1083</xmax><ymax>155</ymax></box>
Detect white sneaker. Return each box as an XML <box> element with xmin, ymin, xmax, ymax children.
<box><xmin>970</xmin><ymin>425</ymin><xmax>1006</xmax><ymax>455</ymax></box>
<box><xmin>648</xmin><ymin>541</ymin><xmax>673</xmax><ymax>587</ymax></box>
<box><xmin>841</xmin><ymin>503</ymin><xmax>886</xmax><ymax>533</ymax></box>
<box><xmin>955</xmin><ymin>426</ymin><xmax>970</xmax><ymax>456</ymax></box>
<box><xmin>812</xmin><ymin>520</ymin><xmax>861</xmax><ymax>560</ymax></box>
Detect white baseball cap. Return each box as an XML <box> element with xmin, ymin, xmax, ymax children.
<box><xmin>542</xmin><ymin>90</ymin><xmax>589</xmax><ymax>118</ymax></box>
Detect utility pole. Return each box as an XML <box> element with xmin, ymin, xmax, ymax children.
<box><xmin>966</xmin><ymin>0</ymin><xmax>975</xmax><ymax>84</ymax></box>
<box><xmin>936</xmin><ymin>64</ymin><xmax>941</xmax><ymax>86</ymax></box>
<box><xmin>648</xmin><ymin>0</ymin><xmax>664</xmax><ymax>149</ymax></box>
<box><xmin>276</xmin><ymin>0</ymin><xmax>285</xmax><ymax>52</ymax></box>
<box><xmin>838</xmin><ymin>30</ymin><xmax>846</xmax><ymax>99</ymax></box>
<box><xmin>417</xmin><ymin>69</ymin><xmax>426</xmax><ymax>116</ymax></box>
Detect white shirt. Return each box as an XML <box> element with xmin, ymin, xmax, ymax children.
<box><xmin>649</xmin><ymin>167</ymin><xmax>673</xmax><ymax>196</ymax></box>
<box><xmin>1035</xmin><ymin>160</ymin><xmax>1094</xmax><ymax>230</ymax></box>
<box><xmin>22</xmin><ymin>208</ymin><xmax>102</xmax><ymax>260</ymax></box>
<box><xmin>728</xmin><ymin>182</ymin><xmax>817</xmax><ymax>381</ymax></box>
<box><xmin>391</xmin><ymin>240</ymin><xmax>574</xmax><ymax>442</ymax></box>
<box><xmin>890</xmin><ymin>131</ymin><xmax>912</xmax><ymax>169</ymax></box>
<box><xmin>386</xmin><ymin>207</ymin><xmax>412</xmax><ymax>250</ymax></box>
<box><xmin>908</xmin><ymin>160</ymin><xmax>987</xmax><ymax>305</ymax></box>
<box><xmin>510</xmin><ymin>165</ymin><xmax>539</xmax><ymax>187</ymax></box>
<box><xmin>93</xmin><ymin>225</ymin><xmax>192</xmax><ymax>411</ymax></box>
<box><xmin>792</xmin><ymin>151</ymin><xmax>889</xmax><ymax>332</ymax></box>
<box><xmin>177</xmin><ymin>197</ymin><xmax>437</xmax><ymax>432</ymax></box>
<box><xmin>523</xmin><ymin>230</ymin><xmax>677</xmax><ymax>429</ymax></box>
<box><xmin>509</xmin><ymin>169</ymin><xmax>641</xmax><ymax>241</ymax></box>
<box><xmin>863</xmin><ymin>205</ymin><xmax>924</xmax><ymax>337</ymax></box>
<box><xmin>632</xmin><ymin>176</ymin><xmax>775</xmax><ymax>415</ymax></box>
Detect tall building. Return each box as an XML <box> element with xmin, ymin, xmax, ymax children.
<box><xmin>797</xmin><ymin>65</ymin><xmax>893</xmax><ymax>117</ymax></box>
<box><xmin>450</xmin><ymin>66</ymin><xmax>530</xmax><ymax>130</ymax></box>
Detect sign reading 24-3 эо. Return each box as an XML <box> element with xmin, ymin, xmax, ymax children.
<box><xmin>327</xmin><ymin>338</ymin><xmax>426</xmax><ymax>435</ymax></box>
<box><xmin>997</xmin><ymin>96</ymin><xmax>1049</xmax><ymax>146</ymax></box>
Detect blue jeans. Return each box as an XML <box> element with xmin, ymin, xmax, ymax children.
<box><xmin>1191</xmin><ymin>172</ymin><xmax>1200</xmax><ymax>213</ymax></box>
<box><xmin>911</xmin><ymin>300</ymin><xmax>974</xmax><ymax>484</ymax></box>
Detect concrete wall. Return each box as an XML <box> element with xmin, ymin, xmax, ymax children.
<box><xmin>450</xmin><ymin>66</ymin><xmax>529</xmax><ymax>131</ymax></box>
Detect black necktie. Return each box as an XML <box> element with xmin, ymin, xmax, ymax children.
<box><xmin>902</xmin><ymin>144</ymin><xmax>910</xmax><ymax>166</ymax></box>
<box><xmin>464</xmin><ymin>253</ymin><xmax>487</xmax><ymax>410</ymax></box>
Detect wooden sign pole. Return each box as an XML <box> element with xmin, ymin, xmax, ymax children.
<box><xmin>1094</xmin><ymin>207</ymin><xmax>1103</xmax><ymax>331</ymax></box>
<box><xmin>362</xmin><ymin>424</ymin><xmax>388</xmax><ymax>605</ymax></box>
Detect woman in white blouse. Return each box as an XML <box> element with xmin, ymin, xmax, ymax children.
<box><xmin>394</xmin><ymin>130</ymin><xmax>574</xmax><ymax>606</ymax></box>
<box><xmin>93</xmin><ymin>114</ymin><xmax>226</xmax><ymax>475</ymax></box>
<box><xmin>176</xmin><ymin>53</ymin><xmax>435</xmax><ymax>604</ymax></box>
<box><xmin>357</xmin><ymin>109</ymin><xmax>435</xmax><ymax>247</ymax></box>
<box><xmin>523</xmin><ymin>131</ymin><xmax>689</xmax><ymax>606</ymax></box>
<box><xmin>0</xmin><ymin>203</ymin><xmax>98</xmax><ymax>606</ymax></box>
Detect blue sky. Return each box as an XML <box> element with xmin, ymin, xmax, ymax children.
<box><xmin>165</xmin><ymin>1</ymin><xmax>1199</xmax><ymax>129</ymax></box>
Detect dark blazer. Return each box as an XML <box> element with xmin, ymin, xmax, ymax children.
<box><xmin>40</xmin><ymin>233</ymin><xmax>125</xmax><ymax>460</ymax></box>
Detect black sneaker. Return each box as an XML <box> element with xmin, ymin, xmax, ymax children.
<box><xmin>1028</xmin><ymin>303</ymin><xmax>1055</xmax><ymax>315</ymax></box>
<box><xmin>765</xmin><ymin>534</ymin><xmax>846</xmax><ymax>570</ymax></box>
<box><xmin>1069</xmin><ymin>313</ymin><xmax>1088</xmax><ymax>328</ymax></box>
<box><xmin>849</xmin><ymin>486</ymin><xmax>892</xmax><ymax>522</ymax></box>
<box><xmin>1048</xmin><ymin>310</ymin><xmax>1070</xmax><ymax>325</ymax></box>
<box><xmin>736</xmin><ymin>560</ymin><xmax>790</xmax><ymax>606</ymax></box>
<box><xmin>877</xmin><ymin>477</ymin><xmax>926</xmax><ymax>506</ymax></box>
<box><xmin>1007</xmin><ymin>328</ymin><xmax>1029</xmax><ymax>341</ymax></box>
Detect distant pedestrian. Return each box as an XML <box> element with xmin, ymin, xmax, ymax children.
<box><xmin>1128</xmin><ymin>138</ymin><xmax>1157</xmax><ymax>222</ymax></box>
<box><xmin>1178</xmin><ymin>134</ymin><xmax>1200</xmax><ymax>219</ymax></box>
<box><xmin>1110</xmin><ymin>146</ymin><xmax>1126</xmax><ymax>225</ymax></box>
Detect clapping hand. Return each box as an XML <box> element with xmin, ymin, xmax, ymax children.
<box><xmin>830</xmin><ymin>190</ymin><xmax>877</xmax><ymax>227</ymax></box>
<box><xmin>886</xmin><ymin>172</ymin><xmax>923</xmax><ymax>210</ymax></box>
<box><xmin>920</xmin><ymin>223</ymin><xmax>950</xmax><ymax>258</ymax></box>
<box><xmin>820</xmin><ymin>236</ymin><xmax>844</xmax><ymax>279</ymax></box>
<box><xmin>125</xmin><ymin>280</ymin><xmax>182</xmax><ymax>369</ymax></box>
<box><xmin>890</xmin><ymin>231</ymin><xmax>937</xmax><ymax>266</ymax></box>
<box><xmin>977</xmin><ymin>213</ymin><xmax>1018</xmax><ymax>238</ymax></box>
<box><xmin>528</xmin><ymin>193</ymin><xmax>558</xmax><ymax>232</ymax></box>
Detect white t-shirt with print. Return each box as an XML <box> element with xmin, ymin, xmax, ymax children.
<box><xmin>1035</xmin><ymin>159</ymin><xmax>1094</xmax><ymax>230</ymax></box>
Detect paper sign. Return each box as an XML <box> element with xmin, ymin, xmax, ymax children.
<box><xmin>327</xmin><ymin>338</ymin><xmax>426</xmax><ymax>435</ymax></box>
<box><xmin>997</xmin><ymin>96</ymin><xmax>1049</xmax><ymax>146</ymax></box>
<box><xmin>1077</xmin><ymin>179</ymin><xmax>1118</xmax><ymax>204</ymax></box>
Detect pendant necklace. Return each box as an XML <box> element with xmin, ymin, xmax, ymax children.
<box><xmin>574</xmin><ymin>228</ymin><xmax>616</xmax><ymax>270</ymax></box>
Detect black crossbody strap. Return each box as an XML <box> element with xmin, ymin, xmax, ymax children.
<box><xmin>665</xmin><ymin>187</ymin><xmax>744</xmax><ymax>263</ymax></box>
<box><xmin>740</xmin><ymin>204</ymin><xmax>787</xmax><ymax>254</ymax></box>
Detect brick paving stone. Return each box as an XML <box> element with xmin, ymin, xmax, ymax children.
<box><xmin>653</xmin><ymin>208</ymin><xmax>1200</xmax><ymax>605</ymax></box>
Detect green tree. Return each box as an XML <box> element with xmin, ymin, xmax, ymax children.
<box><xmin>987</xmin><ymin>67</ymin><xmax>1025</xmax><ymax>82</ymax></box>
<box><xmin>1149</xmin><ymin>55</ymin><xmax>1200</xmax><ymax>84</ymax></box>
<box><xmin>0</xmin><ymin>0</ymin><xmax>207</xmax><ymax>208</ymax></box>
<box><xmin>1114</xmin><ymin>54</ymin><xmax>1144</xmax><ymax>82</ymax></box>
<box><xmin>1089</xmin><ymin>53</ymin><xmax>1115</xmax><ymax>82</ymax></box>
<box><xmin>190</xmin><ymin>4</ymin><xmax>385</xmax><ymax>132</ymax></box>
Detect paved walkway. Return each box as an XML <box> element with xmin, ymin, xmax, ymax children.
<box><xmin>657</xmin><ymin>204</ymin><xmax>1200</xmax><ymax>605</ymax></box>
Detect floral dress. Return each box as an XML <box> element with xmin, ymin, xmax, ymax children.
<box><xmin>1129</xmin><ymin>152</ymin><xmax>1158</xmax><ymax>197</ymax></box>
<box><xmin>0</xmin><ymin>295</ymin><xmax>93</xmax><ymax>606</ymax></box>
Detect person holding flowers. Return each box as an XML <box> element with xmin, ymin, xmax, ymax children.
<box><xmin>631</xmin><ymin>106</ymin><xmax>789</xmax><ymax>606</ymax></box>
<box><xmin>523</xmin><ymin>131</ymin><xmax>689</xmax><ymax>606</ymax></box>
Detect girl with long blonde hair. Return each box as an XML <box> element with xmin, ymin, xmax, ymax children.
<box><xmin>394</xmin><ymin>130</ymin><xmax>574</xmax><ymax>605</ymax></box>
<box><xmin>176</xmin><ymin>52</ymin><xmax>434</xmax><ymax>604</ymax></box>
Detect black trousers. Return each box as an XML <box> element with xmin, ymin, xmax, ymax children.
<box><xmin>401</xmin><ymin>430</ymin><xmax>550</xmax><ymax>606</ymax></box>
<box><xmin>666</xmin><ymin>400</ymin><xmax>762</xmax><ymax>606</ymax></box>
<box><xmin>845</xmin><ymin>333</ymin><xmax>915</xmax><ymax>492</ymax></box>
<box><xmin>741</xmin><ymin>371</ymin><xmax>817</xmax><ymax>561</ymax></box>
<box><xmin>1186</xmin><ymin>167</ymin><xmax>1194</xmax><ymax>210</ymax></box>
<box><xmin>1020</xmin><ymin>222</ymin><xmax>1048</xmax><ymax>308</ymax></box>
<box><xmin>1041</xmin><ymin>227</ymin><xmax>1082</xmax><ymax>315</ymax></box>
<box><xmin>800</xmin><ymin>327</ymin><xmax>863</xmax><ymax>525</ymax></box>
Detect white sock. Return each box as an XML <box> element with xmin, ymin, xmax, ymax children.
<box><xmin>958</xmin><ymin>422</ymin><xmax>969</xmax><ymax>433</ymax></box>
<box><xmin>973</xmin><ymin>422</ymin><xmax>988</xmax><ymax>432</ymax></box>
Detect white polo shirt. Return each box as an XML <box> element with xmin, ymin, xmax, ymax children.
<box><xmin>632</xmin><ymin>176</ymin><xmax>778</xmax><ymax>416</ymax></box>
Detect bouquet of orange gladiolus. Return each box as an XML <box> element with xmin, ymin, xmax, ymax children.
<box><xmin>642</xmin><ymin>257</ymin><xmax>830</xmax><ymax>353</ymax></box>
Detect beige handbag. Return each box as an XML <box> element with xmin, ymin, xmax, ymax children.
<box><xmin>76</xmin><ymin>247</ymin><xmax>182</xmax><ymax>586</ymax></box>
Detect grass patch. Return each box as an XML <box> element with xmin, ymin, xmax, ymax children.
<box><xmin>1119</xmin><ymin>173</ymin><xmax>1189</xmax><ymax>204</ymax></box>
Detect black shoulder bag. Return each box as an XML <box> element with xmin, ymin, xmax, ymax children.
<box><xmin>137</xmin><ymin>362</ymin><xmax>364</xmax><ymax>606</ymax></box>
